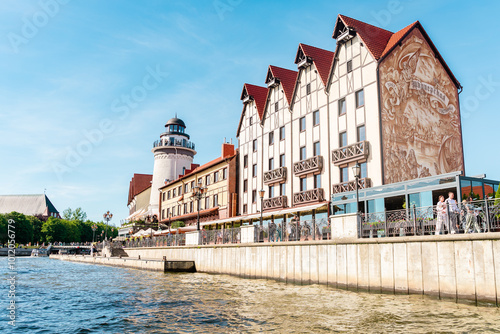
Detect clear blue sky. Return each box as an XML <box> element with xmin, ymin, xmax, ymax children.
<box><xmin>0</xmin><ymin>0</ymin><xmax>499</xmax><ymax>225</ymax></box>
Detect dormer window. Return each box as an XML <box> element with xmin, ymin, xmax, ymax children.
<box><xmin>266</xmin><ymin>77</ymin><xmax>280</xmax><ymax>88</ymax></box>
<box><xmin>297</xmin><ymin>55</ymin><xmax>312</xmax><ymax>69</ymax></box>
<box><xmin>337</xmin><ymin>26</ymin><xmax>355</xmax><ymax>42</ymax></box>
<box><xmin>242</xmin><ymin>95</ymin><xmax>253</xmax><ymax>103</ymax></box>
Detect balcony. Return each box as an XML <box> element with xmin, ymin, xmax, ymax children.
<box><xmin>293</xmin><ymin>188</ymin><xmax>324</xmax><ymax>205</ymax></box>
<box><xmin>263</xmin><ymin>167</ymin><xmax>287</xmax><ymax>184</ymax></box>
<box><xmin>332</xmin><ymin>141</ymin><xmax>369</xmax><ymax>165</ymax></box>
<box><xmin>153</xmin><ymin>139</ymin><xmax>195</xmax><ymax>150</ymax></box>
<box><xmin>263</xmin><ymin>196</ymin><xmax>288</xmax><ymax>211</ymax></box>
<box><xmin>332</xmin><ymin>177</ymin><xmax>372</xmax><ymax>194</ymax></box>
<box><xmin>293</xmin><ymin>155</ymin><xmax>323</xmax><ymax>176</ymax></box>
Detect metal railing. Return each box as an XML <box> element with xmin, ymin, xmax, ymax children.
<box><xmin>254</xmin><ymin>218</ymin><xmax>330</xmax><ymax>243</ymax></box>
<box><xmin>153</xmin><ymin>139</ymin><xmax>195</xmax><ymax>150</ymax></box>
<box><xmin>263</xmin><ymin>195</ymin><xmax>288</xmax><ymax>210</ymax></box>
<box><xmin>332</xmin><ymin>177</ymin><xmax>372</xmax><ymax>194</ymax></box>
<box><xmin>293</xmin><ymin>155</ymin><xmax>323</xmax><ymax>176</ymax></box>
<box><xmin>332</xmin><ymin>140</ymin><xmax>369</xmax><ymax>165</ymax></box>
<box><xmin>360</xmin><ymin>198</ymin><xmax>500</xmax><ymax>238</ymax></box>
<box><xmin>124</xmin><ymin>234</ymin><xmax>186</xmax><ymax>248</ymax></box>
<box><xmin>293</xmin><ymin>188</ymin><xmax>324</xmax><ymax>205</ymax></box>
<box><xmin>200</xmin><ymin>227</ymin><xmax>241</xmax><ymax>245</ymax></box>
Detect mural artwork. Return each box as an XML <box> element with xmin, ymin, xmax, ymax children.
<box><xmin>379</xmin><ymin>28</ymin><xmax>464</xmax><ymax>184</ymax></box>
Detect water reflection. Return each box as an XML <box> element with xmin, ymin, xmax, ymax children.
<box><xmin>0</xmin><ymin>258</ymin><xmax>498</xmax><ymax>333</ymax></box>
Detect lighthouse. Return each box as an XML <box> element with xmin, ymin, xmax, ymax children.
<box><xmin>148</xmin><ymin>117</ymin><xmax>196</xmax><ymax>216</ymax></box>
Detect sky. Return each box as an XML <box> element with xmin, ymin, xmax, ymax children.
<box><xmin>0</xmin><ymin>0</ymin><xmax>499</xmax><ymax>225</ymax></box>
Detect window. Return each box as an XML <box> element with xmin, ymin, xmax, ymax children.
<box><xmin>347</xmin><ymin>60</ymin><xmax>352</xmax><ymax>73</ymax></box>
<box><xmin>166</xmin><ymin>208</ymin><xmax>170</xmax><ymax>218</ymax></box>
<box><xmin>357</xmin><ymin>125</ymin><xmax>366</xmax><ymax>142</ymax></box>
<box><xmin>173</xmin><ymin>189</ymin><xmax>176</xmax><ymax>197</ymax></box>
<box><xmin>184</xmin><ymin>183</ymin><xmax>189</xmax><ymax>193</ymax></box>
<box><xmin>306</xmin><ymin>83</ymin><xmax>311</xmax><ymax>95</ymax></box>
<box><xmin>205</xmin><ymin>175</ymin><xmax>210</xmax><ymax>186</ymax></box>
<box><xmin>300</xmin><ymin>146</ymin><xmax>306</xmax><ymax>160</ymax></box>
<box><xmin>177</xmin><ymin>205</ymin><xmax>181</xmax><ymax>216</ymax></box>
<box><xmin>313</xmin><ymin>110</ymin><xmax>319</xmax><ymax>126</ymax></box>
<box><xmin>252</xmin><ymin>190</ymin><xmax>257</xmax><ymax>203</ymax></box>
<box><xmin>162</xmin><ymin>192</ymin><xmax>165</xmax><ymax>201</ymax></box>
<box><xmin>253</xmin><ymin>139</ymin><xmax>257</xmax><ymax>152</ymax></box>
<box><xmin>360</xmin><ymin>162</ymin><xmax>367</xmax><ymax>179</ymax></box>
<box><xmin>252</xmin><ymin>164</ymin><xmax>257</xmax><ymax>178</ymax></box>
<box><xmin>313</xmin><ymin>141</ymin><xmax>320</xmax><ymax>156</ymax></box>
<box><xmin>167</xmin><ymin>191</ymin><xmax>171</xmax><ymax>199</ymax></box>
<box><xmin>244</xmin><ymin>155</ymin><xmax>248</xmax><ymax>168</ymax></box>
<box><xmin>162</xmin><ymin>209</ymin><xmax>165</xmax><ymax>220</ymax></box>
<box><xmin>213</xmin><ymin>194</ymin><xmax>218</xmax><ymax>207</ymax></box>
<box><xmin>339</xmin><ymin>132</ymin><xmax>347</xmax><ymax>148</ymax></box>
<box><xmin>214</xmin><ymin>171</ymin><xmax>219</xmax><ymax>183</ymax></box>
<box><xmin>356</xmin><ymin>89</ymin><xmax>364</xmax><ymax>108</ymax></box>
<box><xmin>339</xmin><ymin>98</ymin><xmax>346</xmax><ymax>116</ymax></box>
<box><xmin>222</xmin><ymin>168</ymin><xmax>227</xmax><ymax>180</ymax></box>
<box><xmin>280</xmin><ymin>183</ymin><xmax>286</xmax><ymax>196</ymax></box>
<box><xmin>243</xmin><ymin>204</ymin><xmax>248</xmax><ymax>214</ymax></box>
<box><xmin>183</xmin><ymin>203</ymin><xmax>187</xmax><ymax>214</ymax></box>
<box><xmin>299</xmin><ymin>117</ymin><xmax>306</xmax><ymax>132</ymax></box>
<box><xmin>205</xmin><ymin>196</ymin><xmax>210</xmax><ymax>209</ymax></box>
<box><xmin>269</xmin><ymin>158</ymin><xmax>274</xmax><ymax>170</ymax></box>
<box><xmin>243</xmin><ymin>179</ymin><xmax>248</xmax><ymax>192</ymax></box>
<box><xmin>191</xmin><ymin>180</ymin><xmax>195</xmax><ymax>190</ymax></box>
<box><xmin>340</xmin><ymin>167</ymin><xmax>348</xmax><ymax>182</ymax></box>
<box><xmin>269</xmin><ymin>131</ymin><xmax>274</xmax><ymax>145</ymax></box>
<box><xmin>249</xmin><ymin>116</ymin><xmax>253</xmax><ymax>126</ymax></box>
<box><xmin>178</xmin><ymin>186</ymin><xmax>182</xmax><ymax>195</ymax></box>
<box><xmin>300</xmin><ymin>177</ymin><xmax>307</xmax><ymax>192</ymax></box>
<box><xmin>314</xmin><ymin>174</ymin><xmax>321</xmax><ymax>189</ymax></box>
<box><xmin>190</xmin><ymin>201</ymin><xmax>193</xmax><ymax>213</ymax></box>
<box><xmin>279</xmin><ymin>126</ymin><xmax>285</xmax><ymax>140</ymax></box>
<box><xmin>172</xmin><ymin>207</ymin><xmax>175</xmax><ymax>216</ymax></box>
<box><xmin>279</xmin><ymin>154</ymin><xmax>285</xmax><ymax>167</ymax></box>
<box><xmin>274</xmin><ymin>101</ymin><xmax>279</xmax><ymax>112</ymax></box>
<box><xmin>269</xmin><ymin>185</ymin><xmax>274</xmax><ymax>198</ymax></box>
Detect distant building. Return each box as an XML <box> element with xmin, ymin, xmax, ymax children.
<box><xmin>126</xmin><ymin>173</ymin><xmax>153</xmax><ymax>221</ymax></box>
<box><xmin>0</xmin><ymin>194</ymin><xmax>60</xmax><ymax>220</ymax></box>
<box><xmin>158</xmin><ymin>143</ymin><xmax>238</xmax><ymax>227</ymax></box>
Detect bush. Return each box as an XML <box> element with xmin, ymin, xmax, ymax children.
<box><xmin>171</xmin><ymin>221</ymin><xmax>185</xmax><ymax>229</ymax></box>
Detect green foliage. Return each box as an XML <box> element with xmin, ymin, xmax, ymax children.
<box><xmin>495</xmin><ymin>186</ymin><xmax>500</xmax><ymax>206</ymax></box>
<box><xmin>171</xmin><ymin>221</ymin><xmax>185</xmax><ymax>229</ymax></box>
<box><xmin>27</xmin><ymin>216</ymin><xmax>44</xmax><ymax>244</ymax></box>
<box><xmin>0</xmin><ymin>215</ymin><xmax>7</xmax><ymax>244</ymax></box>
<box><xmin>3</xmin><ymin>212</ymin><xmax>33</xmax><ymax>244</ymax></box>
<box><xmin>62</xmin><ymin>207</ymin><xmax>87</xmax><ymax>222</ymax></box>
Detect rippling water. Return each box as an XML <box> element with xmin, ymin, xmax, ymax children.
<box><xmin>0</xmin><ymin>257</ymin><xmax>499</xmax><ymax>333</ymax></box>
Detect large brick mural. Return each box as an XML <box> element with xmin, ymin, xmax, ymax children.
<box><xmin>379</xmin><ymin>28</ymin><xmax>464</xmax><ymax>184</ymax></box>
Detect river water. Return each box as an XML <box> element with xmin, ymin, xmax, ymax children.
<box><xmin>0</xmin><ymin>257</ymin><xmax>499</xmax><ymax>333</ymax></box>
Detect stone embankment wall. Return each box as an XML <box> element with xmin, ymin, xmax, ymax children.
<box><xmin>124</xmin><ymin>234</ymin><xmax>500</xmax><ymax>305</ymax></box>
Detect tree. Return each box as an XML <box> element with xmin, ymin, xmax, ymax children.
<box><xmin>28</xmin><ymin>216</ymin><xmax>44</xmax><ymax>244</ymax></box>
<box><xmin>62</xmin><ymin>207</ymin><xmax>87</xmax><ymax>222</ymax></box>
<box><xmin>4</xmin><ymin>212</ymin><xmax>33</xmax><ymax>244</ymax></box>
<box><xmin>171</xmin><ymin>221</ymin><xmax>185</xmax><ymax>229</ymax></box>
<box><xmin>0</xmin><ymin>214</ymin><xmax>7</xmax><ymax>245</ymax></box>
<box><xmin>41</xmin><ymin>217</ymin><xmax>66</xmax><ymax>243</ymax></box>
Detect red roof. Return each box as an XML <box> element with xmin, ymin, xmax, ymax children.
<box><xmin>334</xmin><ymin>14</ymin><xmax>393</xmax><ymax>60</ymax></box>
<box><xmin>128</xmin><ymin>173</ymin><xmax>152</xmax><ymax>205</ymax></box>
<box><xmin>267</xmin><ymin>65</ymin><xmax>298</xmax><ymax>106</ymax></box>
<box><xmin>298</xmin><ymin>43</ymin><xmax>334</xmax><ymax>86</ymax></box>
<box><xmin>242</xmin><ymin>83</ymin><xmax>268</xmax><ymax>120</ymax></box>
<box><xmin>381</xmin><ymin>21</ymin><xmax>419</xmax><ymax>58</ymax></box>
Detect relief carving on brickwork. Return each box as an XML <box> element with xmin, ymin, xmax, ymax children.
<box><xmin>379</xmin><ymin>29</ymin><xmax>464</xmax><ymax>184</ymax></box>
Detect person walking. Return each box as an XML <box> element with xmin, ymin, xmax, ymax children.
<box><xmin>463</xmin><ymin>197</ymin><xmax>481</xmax><ymax>233</ymax></box>
<box><xmin>436</xmin><ymin>195</ymin><xmax>448</xmax><ymax>235</ymax></box>
<box><xmin>444</xmin><ymin>192</ymin><xmax>459</xmax><ymax>234</ymax></box>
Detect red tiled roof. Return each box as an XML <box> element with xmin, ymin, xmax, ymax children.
<box><xmin>298</xmin><ymin>43</ymin><xmax>334</xmax><ymax>86</ymax></box>
<box><xmin>128</xmin><ymin>173</ymin><xmax>152</xmax><ymax>205</ymax></box>
<box><xmin>381</xmin><ymin>21</ymin><xmax>419</xmax><ymax>58</ymax></box>
<box><xmin>243</xmin><ymin>83</ymin><xmax>268</xmax><ymax>120</ymax></box>
<box><xmin>335</xmin><ymin>14</ymin><xmax>394</xmax><ymax>60</ymax></box>
<box><xmin>268</xmin><ymin>65</ymin><xmax>298</xmax><ymax>106</ymax></box>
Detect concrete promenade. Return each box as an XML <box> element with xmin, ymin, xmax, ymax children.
<box><xmin>122</xmin><ymin>233</ymin><xmax>500</xmax><ymax>306</ymax></box>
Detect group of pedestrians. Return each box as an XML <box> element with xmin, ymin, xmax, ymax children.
<box><xmin>436</xmin><ymin>192</ymin><xmax>483</xmax><ymax>234</ymax></box>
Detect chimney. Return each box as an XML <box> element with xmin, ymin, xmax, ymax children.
<box><xmin>221</xmin><ymin>143</ymin><xmax>234</xmax><ymax>159</ymax></box>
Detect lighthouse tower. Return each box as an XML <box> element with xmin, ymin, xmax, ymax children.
<box><xmin>148</xmin><ymin>117</ymin><xmax>196</xmax><ymax>216</ymax></box>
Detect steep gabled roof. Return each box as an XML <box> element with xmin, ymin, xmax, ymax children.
<box><xmin>0</xmin><ymin>194</ymin><xmax>59</xmax><ymax>216</ymax></box>
<box><xmin>333</xmin><ymin>14</ymin><xmax>394</xmax><ymax>61</ymax></box>
<box><xmin>236</xmin><ymin>83</ymin><xmax>268</xmax><ymax>137</ymax></box>
<box><xmin>128</xmin><ymin>173</ymin><xmax>152</xmax><ymax>205</ymax></box>
<box><xmin>381</xmin><ymin>21</ymin><xmax>419</xmax><ymax>58</ymax></box>
<box><xmin>296</xmin><ymin>43</ymin><xmax>335</xmax><ymax>86</ymax></box>
<box><xmin>266</xmin><ymin>65</ymin><xmax>298</xmax><ymax>106</ymax></box>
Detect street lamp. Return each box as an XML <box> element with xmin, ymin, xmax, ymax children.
<box><xmin>91</xmin><ymin>224</ymin><xmax>97</xmax><ymax>243</ymax></box>
<box><xmin>103</xmin><ymin>211</ymin><xmax>113</xmax><ymax>241</ymax></box>
<box><xmin>259</xmin><ymin>189</ymin><xmax>265</xmax><ymax>226</ymax></box>
<box><xmin>352</xmin><ymin>163</ymin><xmax>361</xmax><ymax>213</ymax></box>
<box><xmin>192</xmin><ymin>179</ymin><xmax>207</xmax><ymax>231</ymax></box>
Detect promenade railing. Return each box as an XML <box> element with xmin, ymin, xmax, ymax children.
<box><xmin>360</xmin><ymin>198</ymin><xmax>500</xmax><ymax>238</ymax></box>
<box><xmin>124</xmin><ymin>234</ymin><xmax>186</xmax><ymax>248</ymax></box>
<box><xmin>254</xmin><ymin>218</ymin><xmax>330</xmax><ymax>243</ymax></box>
<box><xmin>200</xmin><ymin>227</ymin><xmax>241</xmax><ymax>245</ymax></box>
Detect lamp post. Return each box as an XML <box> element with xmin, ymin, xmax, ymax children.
<box><xmin>352</xmin><ymin>163</ymin><xmax>361</xmax><ymax>237</ymax></box>
<box><xmin>103</xmin><ymin>211</ymin><xmax>113</xmax><ymax>241</ymax></box>
<box><xmin>192</xmin><ymin>179</ymin><xmax>207</xmax><ymax>231</ymax></box>
<box><xmin>259</xmin><ymin>189</ymin><xmax>265</xmax><ymax>226</ymax></box>
<box><xmin>91</xmin><ymin>224</ymin><xmax>97</xmax><ymax>243</ymax></box>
